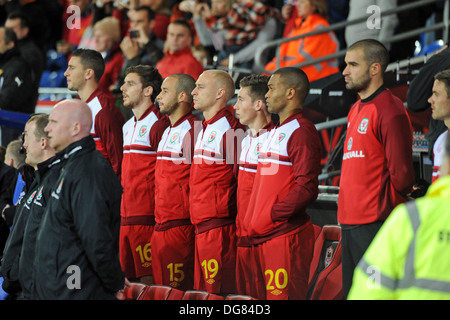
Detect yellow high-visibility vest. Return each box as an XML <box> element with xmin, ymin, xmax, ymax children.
<box><xmin>348</xmin><ymin>175</ymin><xmax>450</xmax><ymax>300</ymax></box>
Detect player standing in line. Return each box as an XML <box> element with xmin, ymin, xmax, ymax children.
<box><xmin>190</xmin><ymin>69</ymin><xmax>245</xmax><ymax>294</ymax></box>
<box><xmin>64</xmin><ymin>48</ymin><xmax>124</xmax><ymax>178</ymax></box>
<box><xmin>119</xmin><ymin>65</ymin><xmax>170</xmax><ymax>285</ymax></box>
<box><xmin>152</xmin><ymin>73</ymin><xmax>198</xmax><ymax>290</ymax></box>
<box><xmin>244</xmin><ymin>67</ymin><xmax>322</xmax><ymax>300</ymax></box>
<box><xmin>233</xmin><ymin>74</ymin><xmax>274</xmax><ymax>298</ymax></box>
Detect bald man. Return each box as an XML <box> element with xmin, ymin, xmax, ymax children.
<box><xmin>190</xmin><ymin>70</ymin><xmax>245</xmax><ymax>294</ymax></box>
<box><xmin>33</xmin><ymin>99</ymin><xmax>125</xmax><ymax>299</ymax></box>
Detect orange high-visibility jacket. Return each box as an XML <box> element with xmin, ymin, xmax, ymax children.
<box><xmin>265</xmin><ymin>14</ymin><xmax>339</xmax><ymax>82</ymax></box>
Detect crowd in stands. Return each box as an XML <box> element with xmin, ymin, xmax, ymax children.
<box><xmin>0</xmin><ymin>0</ymin><xmax>448</xmax><ymax>301</ymax></box>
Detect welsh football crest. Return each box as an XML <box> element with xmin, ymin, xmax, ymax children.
<box><xmin>207</xmin><ymin>130</ymin><xmax>217</xmax><ymax>143</ymax></box>
<box><xmin>275</xmin><ymin>133</ymin><xmax>286</xmax><ymax>144</ymax></box>
<box><xmin>357</xmin><ymin>118</ymin><xmax>369</xmax><ymax>134</ymax></box>
<box><xmin>139</xmin><ymin>125</ymin><xmax>148</xmax><ymax>137</ymax></box>
<box><xmin>254</xmin><ymin>142</ymin><xmax>262</xmax><ymax>155</ymax></box>
<box><xmin>169</xmin><ymin>132</ymin><xmax>180</xmax><ymax>144</ymax></box>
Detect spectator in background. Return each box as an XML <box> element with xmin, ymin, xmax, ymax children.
<box><xmin>119</xmin><ymin>65</ymin><xmax>170</xmax><ymax>285</ymax></box>
<box><xmin>92</xmin><ymin>16</ymin><xmax>125</xmax><ymax>95</ymax></box>
<box><xmin>152</xmin><ymin>73</ymin><xmax>198</xmax><ymax>291</ymax></box>
<box><xmin>0</xmin><ymin>27</ymin><xmax>34</xmax><ymax>146</ymax></box>
<box><xmin>1</xmin><ymin>0</ymin><xmax>53</xmax><ymax>55</ymax></box>
<box><xmin>156</xmin><ymin>19</ymin><xmax>204</xmax><ymax>80</ymax></box>
<box><xmin>119</xmin><ymin>6</ymin><xmax>164</xmax><ymax>72</ymax></box>
<box><xmin>345</xmin><ymin>0</ymin><xmax>398</xmax><ymax>51</ymax></box>
<box><xmin>338</xmin><ymin>39</ymin><xmax>415</xmax><ymax>297</ymax></box>
<box><xmin>5</xmin><ymin>11</ymin><xmax>44</xmax><ymax>107</ymax></box>
<box><xmin>179</xmin><ymin>0</ymin><xmax>234</xmax><ymax>47</ymax></box>
<box><xmin>265</xmin><ymin>0</ymin><xmax>339</xmax><ymax>83</ymax></box>
<box><xmin>64</xmin><ymin>48</ymin><xmax>124</xmax><ymax>178</ymax></box>
<box><xmin>139</xmin><ymin>0</ymin><xmax>171</xmax><ymax>41</ymax></box>
<box><xmin>191</xmin><ymin>0</ymin><xmax>280</xmax><ymax>71</ymax></box>
<box><xmin>57</xmin><ymin>0</ymin><xmax>94</xmax><ymax>55</ymax></box>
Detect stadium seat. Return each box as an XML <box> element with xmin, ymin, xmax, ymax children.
<box><xmin>307</xmin><ymin>225</ymin><xmax>343</xmax><ymax>300</ymax></box>
<box><xmin>182</xmin><ymin>290</ymin><xmax>224</xmax><ymax>300</ymax></box>
<box><xmin>139</xmin><ymin>285</ymin><xmax>185</xmax><ymax>300</ymax></box>
<box><xmin>121</xmin><ymin>282</ymin><xmax>147</xmax><ymax>300</ymax></box>
<box><xmin>225</xmin><ymin>294</ymin><xmax>256</xmax><ymax>300</ymax></box>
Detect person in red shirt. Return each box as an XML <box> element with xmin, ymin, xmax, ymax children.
<box><xmin>119</xmin><ymin>65</ymin><xmax>170</xmax><ymax>285</ymax></box>
<box><xmin>190</xmin><ymin>69</ymin><xmax>245</xmax><ymax>294</ymax></box>
<box><xmin>245</xmin><ymin>67</ymin><xmax>321</xmax><ymax>300</ymax></box>
<box><xmin>64</xmin><ymin>48</ymin><xmax>124</xmax><ymax>178</ymax></box>
<box><xmin>152</xmin><ymin>73</ymin><xmax>198</xmax><ymax>290</ymax></box>
<box><xmin>156</xmin><ymin>19</ymin><xmax>204</xmax><ymax>80</ymax></box>
<box><xmin>233</xmin><ymin>74</ymin><xmax>274</xmax><ymax>298</ymax></box>
<box><xmin>338</xmin><ymin>39</ymin><xmax>415</xmax><ymax>297</ymax></box>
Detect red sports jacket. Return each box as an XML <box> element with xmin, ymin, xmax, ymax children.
<box><xmin>337</xmin><ymin>87</ymin><xmax>415</xmax><ymax>225</ymax></box>
<box><xmin>121</xmin><ymin>105</ymin><xmax>170</xmax><ymax>225</ymax></box>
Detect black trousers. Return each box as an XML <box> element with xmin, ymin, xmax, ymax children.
<box><xmin>341</xmin><ymin>221</ymin><xmax>384</xmax><ymax>299</ymax></box>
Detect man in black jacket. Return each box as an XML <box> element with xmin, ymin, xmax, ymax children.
<box><xmin>33</xmin><ymin>99</ymin><xmax>125</xmax><ymax>299</ymax></box>
<box><xmin>5</xmin><ymin>11</ymin><xmax>45</xmax><ymax>108</ymax></box>
<box><xmin>0</xmin><ymin>27</ymin><xmax>35</xmax><ymax>146</ymax></box>
<box><xmin>1</xmin><ymin>113</ymin><xmax>58</xmax><ymax>300</ymax></box>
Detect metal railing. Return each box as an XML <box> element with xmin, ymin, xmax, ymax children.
<box><xmin>254</xmin><ymin>0</ymin><xmax>449</xmax><ymax>74</ymax></box>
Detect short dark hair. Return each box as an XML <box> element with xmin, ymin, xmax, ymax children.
<box><xmin>348</xmin><ymin>39</ymin><xmax>390</xmax><ymax>73</ymax></box>
<box><xmin>135</xmin><ymin>5</ymin><xmax>156</xmax><ymax>21</ymax></box>
<box><xmin>273</xmin><ymin>67</ymin><xmax>310</xmax><ymax>104</ymax></box>
<box><xmin>167</xmin><ymin>73</ymin><xmax>196</xmax><ymax>104</ymax></box>
<box><xmin>239</xmin><ymin>75</ymin><xmax>269</xmax><ymax>103</ymax></box>
<box><xmin>435</xmin><ymin>69</ymin><xmax>450</xmax><ymax>99</ymax></box>
<box><xmin>7</xmin><ymin>11</ymin><xmax>29</xmax><ymax>28</ymax></box>
<box><xmin>71</xmin><ymin>48</ymin><xmax>105</xmax><ymax>83</ymax></box>
<box><xmin>125</xmin><ymin>65</ymin><xmax>163</xmax><ymax>103</ymax></box>
<box><xmin>170</xmin><ymin>19</ymin><xmax>193</xmax><ymax>37</ymax></box>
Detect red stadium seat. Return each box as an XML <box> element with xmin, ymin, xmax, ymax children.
<box><xmin>139</xmin><ymin>285</ymin><xmax>185</xmax><ymax>300</ymax></box>
<box><xmin>121</xmin><ymin>282</ymin><xmax>147</xmax><ymax>300</ymax></box>
<box><xmin>225</xmin><ymin>294</ymin><xmax>257</xmax><ymax>300</ymax></box>
<box><xmin>307</xmin><ymin>225</ymin><xmax>343</xmax><ymax>300</ymax></box>
<box><xmin>182</xmin><ymin>290</ymin><xmax>224</xmax><ymax>300</ymax></box>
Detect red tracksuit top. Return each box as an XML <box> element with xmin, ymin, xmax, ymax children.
<box><xmin>236</xmin><ymin>121</ymin><xmax>274</xmax><ymax>247</ymax></box>
<box><xmin>85</xmin><ymin>88</ymin><xmax>125</xmax><ymax>178</ymax></box>
<box><xmin>245</xmin><ymin>111</ymin><xmax>321</xmax><ymax>245</ymax></box>
<box><xmin>154</xmin><ymin>111</ymin><xmax>199</xmax><ymax>230</ymax></box>
<box><xmin>121</xmin><ymin>104</ymin><xmax>170</xmax><ymax>225</ymax></box>
<box><xmin>189</xmin><ymin>107</ymin><xmax>246</xmax><ymax>233</ymax></box>
<box><xmin>337</xmin><ymin>87</ymin><xmax>415</xmax><ymax>225</ymax></box>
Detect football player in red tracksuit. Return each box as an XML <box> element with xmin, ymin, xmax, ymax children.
<box><xmin>152</xmin><ymin>73</ymin><xmax>199</xmax><ymax>290</ymax></box>
<box><xmin>190</xmin><ymin>70</ymin><xmax>246</xmax><ymax>294</ymax></box>
<box><xmin>119</xmin><ymin>65</ymin><xmax>170</xmax><ymax>284</ymax></box>
<box><xmin>233</xmin><ymin>75</ymin><xmax>274</xmax><ymax>298</ymax></box>
<box><xmin>339</xmin><ymin>39</ymin><xmax>415</xmax><ymax>297</ymax></box>
<box><xmin>245</xmin><ymin>67</ymin><xmax>321</xmax><ymax>300</ymax></box>
<box><xmin>64</xmin><ymin>49</ymin><xmax>125</xmax><ymax>178</ymax></box>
